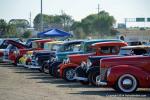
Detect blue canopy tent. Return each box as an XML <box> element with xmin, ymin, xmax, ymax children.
<box><xmin>37</xmin><ymin>29</ymin><xmax>72</xmax><ymax>38</ymax></box>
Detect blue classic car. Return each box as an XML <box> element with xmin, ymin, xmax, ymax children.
<box><xmin>42</xmin><ymin>40</ymin><xmax>84</xmax><ymax>73</ymax></box>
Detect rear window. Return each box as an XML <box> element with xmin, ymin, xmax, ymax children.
<box><xmin>100</xmin><ymin>46</ymin><xmax>119</xmax><ymax>54</ymax></box>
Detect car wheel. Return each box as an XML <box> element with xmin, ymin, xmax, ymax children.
<box><xmin>14</xmin><ymin>57</ymin><xmax>20</xmax><ymax>66</ymax></box>
<box><xmin>116</xmin><ymin>74</ymin><xmax>138</xmax><ymax>93</ymax></box>
<box><xmin>43</xmin><ymin>63</ymin><xmax>49</xmax><ymax>74</ymax></box>
<box><xmin>63</xmin><ymin>68</ymin><xmax>76</xmax><ymax>82</ymax></box>
<box><xmin>88</xmin><ymin>71</ymin><xmax>99</xmax><ymax>86</ymax></box>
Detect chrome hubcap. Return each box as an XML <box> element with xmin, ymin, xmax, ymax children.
<box><xmin>122</xmin><ymin>79</ymin><xmax>132</xmax><ymax>85</ymax></box>
<box><xmin>44</xmin><ymin>65</ymin><xmax>49</xmax><ymax>73</ymax></box>
<box><xmin>66</xmin><ymin>69</ymin><xmax>75</xmax><ymax>80</ymax></box>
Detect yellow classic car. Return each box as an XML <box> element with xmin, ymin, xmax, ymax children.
<box><xmin>18</xmin><ymin>41</ymin><xmax>63</xmax><ymax>67</ymax></box>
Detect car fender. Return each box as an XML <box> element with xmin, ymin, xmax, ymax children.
<box><xmin>107</xmin><ymin>65</ymin><xmax>150</xmax><ymax>87</ymax></box>
<box><xmin>59</xmin><ymin>63</ymin><xmax>79</xmax><ymax>78</ymax></box>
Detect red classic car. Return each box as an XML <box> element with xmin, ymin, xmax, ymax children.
<box><xmin>96</xmin><ymin>46</ymin><xmax>150</xmax><ymax>93</ymax></box>
<box><xmin>59</xmin><ymin>42</ymin><xmax>127</xmax><ymax>81</ymax></box>
<box><xmin>4</xmin><ymin>39</ymin><xmax>53</xmax><ymax>65</ymax></box>
<box><xmin>2</xmin><ymin>40</ymin><xmax>28</xmax><ymax>63</ymax></box>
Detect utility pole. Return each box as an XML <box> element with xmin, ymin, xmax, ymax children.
<box><xmin>97</xmin><ymin>4</ymin><xmax>100</xmax><ymax>19</ymax></box>
<box><xmin>61</xmin><ymin>10</ymin><xmax>66</xmax><ymax>30</ymax></box>
<box><xmin>40</xmin><ymin>0</ymin><xmax>43</xmax><ymax>32</ymax></box>
<box><xmin>29</xmin><ymin>12</ymin><xmax>32</xmax><ymax>27</ymax></box>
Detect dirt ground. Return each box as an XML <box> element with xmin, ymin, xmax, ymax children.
<box><xmin>0</xmin><ymin>64</ymin><xmax>149</xmax><ymax>100</ymax></box>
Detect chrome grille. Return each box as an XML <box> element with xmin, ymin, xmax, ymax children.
<box><xmin>100</xmin><ymin>68</ymin><xmax>107</xmax><ymax>81</ymax></box>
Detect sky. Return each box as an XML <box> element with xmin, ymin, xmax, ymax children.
<box><xmin>0</xmin><ymin>0</ymin><xmax>150</xmax><ymax>27</ymax></box>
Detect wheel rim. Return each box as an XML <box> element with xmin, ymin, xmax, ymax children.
<box><xmin>44</xmin><ymin>65</ymin><xmax>49</xmax><ymax>73</ymax></box>
<box><xmin>118</xmin><ymin>74</ymin><xmax>137</xmax><ymax>93</ymax></box>
<box><xmin>65</xmin><ymin>69</ymin><xmax>75</xmax><ymax>81</ymax></box>
<box><xmin>91</xmin><ymin>73</ymin><xmax>99</xmax><ymax>85</ymax></box>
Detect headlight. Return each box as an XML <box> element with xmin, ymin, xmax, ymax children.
<box><xmin>13</xmin><ymin>50</ymin><xmax>20</xmax><ymax>55</ymax></box>
<box><xmin>24</xmin><ymin>54</ymin><xmax>27</xmax><ymax>58</ymax></box>
<box><xmin>86</xmin><ymin>59</ymin><xmax>92</xmax><ymax>69</ymax></box>
<box><xmin>35</xmin><ymin>57</ymin><xmax>38</xmax><ymax>61</ymax></box>
<box><xmin>51</xmin><ymin>56</ymin><xmax>56</xmax><ymax>62</ymax></box>
<box><xmin>107</xmin><ymin>68</ymin><xmax>111</xmax><ymax>77</ymax></box>
<box><xmin>80</xmin><ymin>61</ymin><xmax>86</xmax><ymax>68</ymax></box>
<box><xmin>46</xmin><ymin>60</ymin><xmax>50</xmax><ymax>63</ymax></box>
<box><xmin>13</xmin><ymin>51</ymin><xmax>17</xmax><ymax>55</ymax></box>
<box><xmin>63</xmin><ymin>58</ymin><xmax>70</xmax><ymax>64</ymax></box>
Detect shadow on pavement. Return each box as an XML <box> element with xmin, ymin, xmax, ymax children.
<box><xmin>57</xmin><ymin>83</ymin><xmax>97</xmax><ymax>88</ymax></box>
<box><xmin>69</xmin><ymin>90</ymin><xmax>150</xmax><ymax>97</ymax></box>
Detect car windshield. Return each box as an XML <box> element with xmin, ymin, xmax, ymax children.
<box><xmin>119</xmin><ymin>48</ymin><xmax>148</xmax><ymax>55</ymax></box>
<box><xmin>119</xmin><ymin>49</ymin><xmax>132</xmax><ymax>55</ymax></box>
<box><xmin>51</xmin><ymin>44</ymin><xmax>62</xmax><ymax>51</ymax></box>
<box><xmin>44</xmin><ymin>43</ymin><xmax>62</xmax><ymax>51</ymax></box>
<box><xmin>80</xmin><ymin>42</ymin><xmax>96</xmax><ymax>53</ymax></box>
<box><xmin>6</xmin><ymin>44</ymin><xmax>18</xmax><ymax>52</ymax></box>
<box><xmin>32</xmin><ymin>42</ymin><xmax>40</xmax><ymax>49</ymax></box>
<box><xmin>0</xmin><ymin>39</ymin><xmax>3</xmax><ymax>45</ymax></box>
<box><xmin>58</xmin><ymin>42</ymin><xmax>82</xmax><ymax>52</ymax></box>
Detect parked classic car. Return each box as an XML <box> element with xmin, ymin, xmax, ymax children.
<box><xmin>2</xmin><ymin>40</ymin><xmax>29</xmax><ymax>63</ymax></box>
<box><xmin>19</xmin><ymin>41</ymin><xmax>62</xmax><ymax>67</ymax></box>
<box><xmin>0</xmin><ymin>38</ymin><xmax>23</xmax><ymax>49</ymax></box>
<box><xmin>15</xmin><ymin>39</ymin><xmax>54</xmax><ymax>66</ymax></box>
<box><xmin>75</xmin><ymin>45</ymin><xmax>150</xmax><ymax>86</ymax></box>
<box><xmin>41</xmin><ymin>40</ymin><xmax>81</xmax><ymax>75</ymax></box>
<box><xmin>25</xmin><ymin>41</ymin><xmax>64</xmax><ymax>69</ymax></box>
<box><xmin>96</xmin><ymin>47</ymin><xmax>150</xmax><ymax>93</ymax></box>
<box><xmin>9</xmin><ymin>39</ymin><xmax>53</xmax><ymax>65</ymax></box>
<box><xmin>59</xmin><ymin>41</ymin><xmax>127</xmax><ymax>82</ymax></box>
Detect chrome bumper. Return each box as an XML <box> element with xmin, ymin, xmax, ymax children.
<box><xmin>17</xmin><ymin>63</ymin><xmax>25</xmax><ymax>67</ymax></box>
<box><xmin>74</xmin><ymin>74</ymin><xmax>88</xmax><ymax>81</ymax></box>
<box><xmin>96</xmin><ymin>75</ymin><xmax>107</xmax><ymax>86</ymax></box>
<box><xmin>2</xmin><ymin>58</ymin><xmax>13</xmax><ymax>63</ymax></box>
<box><xmin>25</xmin><ymin>64</ymin><xmax>41</xmax><ymax>69</ymax></box>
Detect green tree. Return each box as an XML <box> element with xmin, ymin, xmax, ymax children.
<box><xmin>81</xmin><ymin>14</ymin><xmax>97</xmax><ymax>35</ymax></box>
<box><xmin>0</xmin><ymin>19</ymin><xmax>7</xmax><ymax>36</ymax></box>
<box><xmin>72</xmin><ymin>11</ymin><xmax>116</xmax><ymax>37</ymax></box>
<box><xmin>73</xmin><ymin>27</ymin><xmax>86</xmax><ymax>39</ymax></box>
<box><xmin>22</xmin><ymin>30</ymin><xmax>32</xmax><ymax>38</ymax></box>
<box><xmin>6</xmin><ymin>24</ymin><xmax>17</xmax><ymax>37</ymax></box>
<box><xmin>33</xmin><ymin>14</ymin><xmax>50</xmax><ymax>31</ymax></box>
<box><xmin>93</xmin><ymin>11</ymin><xmax>116</xmax><ymax>35</ymax></box>
<box><xmin>9</xmin><ymin>19</ymin><xmax>30</xmax><ymax>28</ymax></box>
<box><xmin>33</xmin><ymin>13</ymin><xmax>74</xmax><ymax>31</ymax></box>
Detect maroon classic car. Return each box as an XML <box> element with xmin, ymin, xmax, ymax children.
<box><xmin>96</xmin><ymin>46</ymin><xmax>150</xmax><ymax>93</ymax></box>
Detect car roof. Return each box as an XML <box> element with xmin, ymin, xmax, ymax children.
<box><xmin>91</xmin><ymin>42</ymin><xmax>128</xmax><ymax>47</ymax></box>
<box><xmin>63</xmin><ymin>40</ymin><xmax>84</xmax><ymax>44</ymax></box>
<box><xmin>83</xmin><ymin>39</ymin><xmax>123</xmax><ymax>43</ymax></box>
<box><xmin>33</xmin><ymin>39</ymin><xmax>53</xmax><ymax>43</ymax></box>
<box><xmin>45</xmin><ymin>41</ymin><xmax>64</xmax><ymax>44</ymax></box>
<box><xmin>121</xmin><ymin>45</ymin><xmax>150</xmax><ymax>49</ymax></box>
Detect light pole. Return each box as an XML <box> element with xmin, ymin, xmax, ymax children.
<box><xmin>40</xmin><ymin>0</ymin><xmax>43</xmax><ymax>32</ymax></box>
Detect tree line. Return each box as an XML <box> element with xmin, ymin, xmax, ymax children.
<box><xmin>0</xmin><ymin>10</ymin><xmax>117</xmax><ymax>39</ymax></box>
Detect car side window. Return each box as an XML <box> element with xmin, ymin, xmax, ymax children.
<box><xmin>133</xmin><ymin>49</ymin><xmax>147</xmax><ymax>55</ymax></box>
<box><xmin>10</xmin><ymin>46</ymin><xmax>18</xmax><ymax>52</ymax></box>
<box><xmin>100</xmin><ymin>46</ymin><xmax>118</xmax><ymax>54</ymax></box>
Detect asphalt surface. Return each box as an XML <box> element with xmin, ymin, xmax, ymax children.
<box><xmin>0</xmin><ymin>63</ymin><xmax>149</xmax><ymax>100</ymax></box>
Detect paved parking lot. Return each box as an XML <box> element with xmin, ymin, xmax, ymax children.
<box><xmin>0</xmin><ymin>63</ymin><xmax>149</xmax><ymax>100</ymax></box>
